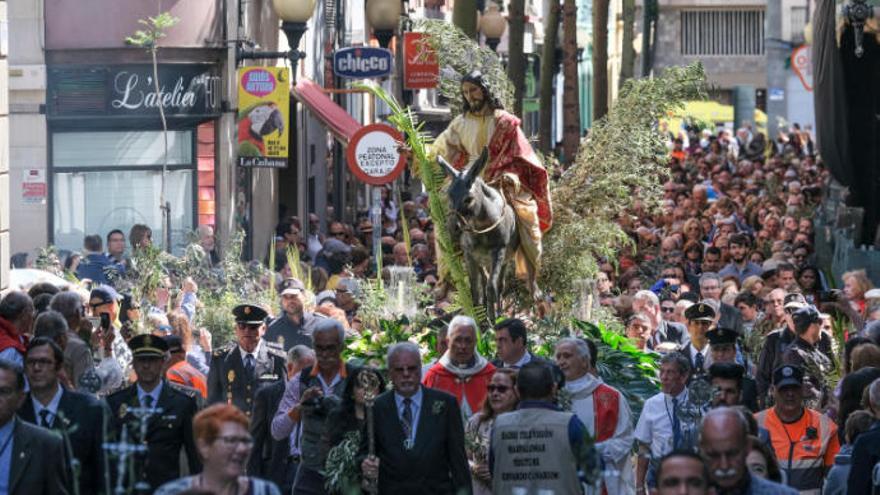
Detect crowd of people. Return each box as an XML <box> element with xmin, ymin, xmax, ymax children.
<box><xmin>2</xmin><ymin>116</ymin><xmax>880</xmax><ymax>495</ymax></box>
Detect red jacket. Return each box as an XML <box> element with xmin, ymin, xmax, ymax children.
<box><xmin>0</xmin><ymin>317</ymin><xmax>25</xmax><ymax>356</ymax></box>
<box><xmin>423</xmin><ymin>360</ymin><xmax>496</xmax><ymax>415</ymax></box>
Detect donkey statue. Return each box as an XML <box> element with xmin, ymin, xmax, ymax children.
<box><xmin>438</xmin><ymin>148</ymin><xmax>519</xmax><ymax>320</ymax></box>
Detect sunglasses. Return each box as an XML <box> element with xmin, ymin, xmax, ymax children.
<box><xmin>330</xmin><ymin>231</ymin><xmax>345</xmax><ymax>237</ymax></box>
<box><xmin>487</xmin><ymin>385</ymin><xmax>510</xmax><ymax>393</ymax></box>
<box><xmin>661</xmin><ymin>306</ymin><xmax>676</xmax><ymax>313</ymax></box>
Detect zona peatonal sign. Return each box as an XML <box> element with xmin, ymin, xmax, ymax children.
<box><xmin>346</xmin><ymin>124</ymin><xmax>407</xmax><ymax>185</ymax></box>
<box><xmin>333</xmin><ymin>47</ymin><xmax>393</xmax><ymax>79</ymax></box>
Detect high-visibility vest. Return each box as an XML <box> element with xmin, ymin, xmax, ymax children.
<box><xmin>166</xmin><ymin>360</ymin><xmax>207</xmax><ymax>398</ymax></box>
<box><xmin>754</xmin><ymin>407</ymin><xmax>838</xmax><ymax>495</ymax></box>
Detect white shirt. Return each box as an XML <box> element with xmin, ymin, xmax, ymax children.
<box><xmin>566</xmin><ymin>374</ymin><xmax>635</xmax><ymax>494</ymax></box>
<box><xmin>239</xmin><ymin>340</ymin><xmax>263</xmax><ymax>369</ymax></box>
<box><xmin>32</xmin><ymin>384</ymin><xmax>63</xmax><ymax>427</ymax></box>
<box><xmin>394</xmin><ymin>388</ymin><xmax>423</xmax><ymax>446</ymax></box>
<box><xmin>137</xmin><ymin>381</ymin><xmax>163</xmax><ymax>408</ymax></box>
<box><xmin>503</xmin><ymin>352</ymin><xmax>532</xmax><ymax>369</ymax></box>
<box><xmin>688</xmin><ymin>343</ymin><xmax>710</xmax><ymax>370</ymax></box>
<box><xmin>634</xmin><ymin>388</ymin><xmax>688</xmax><ymax>460</ymax></box>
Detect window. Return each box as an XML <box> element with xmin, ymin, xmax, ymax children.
<box><xmin>51</xmin><ymin>130</ymin><xmax>195</xmax><ymax>254</ymax></box>
<box><xmin>681</xmin><ymin>10</ymin><xmax>765</xmax><ymax>56</ymax></box>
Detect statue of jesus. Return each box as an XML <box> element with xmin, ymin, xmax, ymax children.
<box><xmin>431</xmin><ymin>70</ymin><xmax>552</xmax><ymax>287</ymax></box>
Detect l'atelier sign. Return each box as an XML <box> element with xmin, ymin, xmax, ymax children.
<box><xmin>48</xmin><ymin>64</ymin><xmax>222</xmax><ymax>118</ymax></box>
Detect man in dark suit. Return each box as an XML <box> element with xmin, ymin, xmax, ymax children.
<box><xmin>491</xmin><ymin>318</ymin><xmax>551</xmax><ymax>368</ymax></box>
<box><xmin>0</xmin><ymin>358</ymin><xmax>69</xmax><ymax>494</ymax></box>
<box><xmin>207</xmin><ymin>304</ymin><xmax>287</xmax><ymax>417</ymax></box>
<box><xmin>106</xmin><ymin>334</ymin><xmax>201</xmax><ymax>491</ymax></box>
<box><xmin>19</xmin><ymin>337</ymin><xmax>109</xmax><ymax>495</ymax></box>
<box><xmin>362</xmin><ymin>342</ymin><xmax>471</xmax><ymax>494</ymax></box>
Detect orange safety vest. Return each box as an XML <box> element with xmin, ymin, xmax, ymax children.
<box><xmin>754</xmin><ymin>407</ymin><xmax>839</xmax><ymax>495</ymax></box>
<box><xmin>166</xmin><ymin>361</ymin><xmax>207</xmax><ymax>398</ymax></box>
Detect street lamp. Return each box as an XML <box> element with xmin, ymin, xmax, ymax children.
<box><xmin>480</xmin><ymin>2</ymin><xmax>507</xmax><ymax>53</ymax></box>
<box><xmin>238</xmin><ymin>0</ymin><xmax>317</xmax><ymax>80</ymax></box>
<box><xmin>367</xmin><ymin>0</ymin><xmax>402</xmax><ymax>49</ymax></box>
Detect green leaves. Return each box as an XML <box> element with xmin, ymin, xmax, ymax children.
<box><xmin>125</xmin><ymin>13</ymin><xmax>179</xmax><ymax>51</ymax></box>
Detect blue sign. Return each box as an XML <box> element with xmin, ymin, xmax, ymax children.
<box><xmin>333</xmin><ymin>47</ymin><xmax>393</xmax><ymax>79</ymax></box>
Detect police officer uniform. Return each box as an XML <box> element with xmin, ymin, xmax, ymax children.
<box><xmin>706</xmin><ymin>327</ymin><xmax>759</xmax><ymax>411</ymax></box>
<box><xmin>264</xmin><ymin>278</ymin><xmax>317</xmax><ymax>351</ymax></box>
<box><xmin>782</xmin><ymin>305</ymin><xmax>833</xmax><ymax>408</ymax></box>
<box><xmin>681</xmin><ymin>303</ymin><xmax>715</xmax><ymax>376</ymax></box>
<box><xmin>106</xmin><ymin>334</ymin><xmax>201</xmax><ymax>491</ymax></box>
<box><xmin>206</xmin><ymin>304</ymin><xmax>287</xmax><ymax>416</ymax></box>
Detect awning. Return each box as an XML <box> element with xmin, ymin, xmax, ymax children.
<box><xmin>293</xmin><ymin>78</ymin><xmax>361</xmax><ymax>146</ymax></box>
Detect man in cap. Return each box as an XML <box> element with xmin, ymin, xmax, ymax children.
<box><xmin>106</xmin><ymin>333</ymin><xmax>201</xmax><ymax>491</ymax></box>
<box><xmin>755</xmin><ymin>364</ymin><xmax>839</xmax><ymax>493</ymax></box>
<box><xmin>89</xmin><ymin>285</ymin><xmax>133</xmax><ymax>381</ymax></box>
<box><xmin>265</xmin><ymin>278</ymin><xmax>316</xmax><ymax>351</ymax></box>
<box><xmin>706</xmin><ymin>327</ymin><xmax>758</xmax><ymax>411</ymax></box>
<box><xmin>782</xmin><ymin>305</ymin><xmax>833</xmax><ymax>408</ymax></box>
<box><xmin>680</xmin><ymin>302</ymin><xmax>716</xmax><ymax>376</ymax></box>
<box><xmin>756</xmin><ymin>293</ymin><xmax>835</xmax><ymax>406</ymax></box>
<box><xmin>207</xmin><ymin>304</ymin><xmax>287</xmax><ymax>416</ymax></box>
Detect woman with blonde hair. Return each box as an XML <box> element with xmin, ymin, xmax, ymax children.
<box><xmin>843</xmin><ymin>269</ymin><xmax>874</xmax><ymax>317</ymax></box>
<box><xmin>741</xmin><ymin>275</ymin><xmax>765</xmax><ymax>296</ymax></box>
<box><xmin>167</xmin><ymin>310</ymin><xmax>210</xmax><ymax>375</ymax></box>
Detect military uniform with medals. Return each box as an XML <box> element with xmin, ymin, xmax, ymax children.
<box><xmin>106</xmin><ymin>334</ymin><xmax>201</xmax><ymax>491</ymax></box>
<box><xmin>206</xmin><ymin>304</ymin><xmax>287</xmax><ymax>416</ymax></box>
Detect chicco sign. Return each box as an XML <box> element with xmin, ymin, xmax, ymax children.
<box><xmin>333</xmin><ymin>47</ymin><xmax>393</xmax><ymax>79</ymax></box>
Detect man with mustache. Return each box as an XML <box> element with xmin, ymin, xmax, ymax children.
<box><xmin>699</xmin><ymin>407</ymin><xmax>797</xmax><ymax>494</ymax></box>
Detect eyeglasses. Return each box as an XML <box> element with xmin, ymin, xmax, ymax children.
<box><xmin>487</xmin><ymin>385</ymin><xmax>510</xmax><ymax>393</ymax></box>
<box><xmin>215</xmin><ymin>435</ymin><xmax>254</xmax><ymax>448</ymax></box>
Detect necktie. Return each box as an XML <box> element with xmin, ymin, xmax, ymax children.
<box><xmin>142</xmin><ymin>395</ymin><xmax>154</xmax><ymax>408</ymax></box>
<box><xmin>401</xmin><ymin>398</ymin><xmax>414</xmax><ymax>445</ymax></box>
<box><xmin>695</xmin><ymin>352</ymin><xmax>705</xmax><ymax>373</ymax></box>
<box><xmin>245</xmin><ymin>355</ymin><xmax>256</xmax><ymax>376</ymax></box>
<box><xmin>671</xmin><ymin>397</ymin><xmax>682</xmax><ymax>448</ymax></box>
<box><xmin>39</xmin><ymin>409</ymin><xmax>51</xmax><ymax>428</ymax></box>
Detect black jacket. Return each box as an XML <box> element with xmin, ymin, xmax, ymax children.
<box><xmin>248</xmin><ymin>380</ymin><xmax>291</xmax><ymax>491</ymax></box>
<box><xmin>490</xmin><ymin>352</ymin><xmax>551</xmax><ymax>369</ymax></box>
<box><xmin>8</xmin><ymin>417</ymin><xmax>70</xmax><ymax>495</ymax></box>
<box><xmin>371</xmin><ymin>387</ymin><xmax>471</xmax><ymax>494</ymax></box>
<box><xmin>847</xmin><ymin>421</ymin><xmax>880</xmax><ymax>494</ymax></box>
<box><xmin>757</xmin><ymin>326</ymin><xmax>836</xmax><ymax>401</ymax></box>
<box><xmin>19</xmin><ymin>388</ymin><xmax>110</xmax><ymax>495</ymax></box>
<box><xmin>106</xmin><ymin>380</ymin><xmax>201</xmax><ymax>491</ymax></box>
<box><xmin>207</xmin><ymin>342</ymin><xmax>287</xmax><ymax>416</ymax></box>
<box><xmin>648</xmin><ymin>320</ymin><xmax>689</xmax><ymax>350</ymax></box>
<box><xmin>264</xmin><ymin>312</ymin><xmax>317</xmax><ymax>351</ymax></box>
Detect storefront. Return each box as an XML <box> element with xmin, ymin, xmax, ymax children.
<box><xmin>46</xmin><ymin>64</ymin><xmax>222</xmax><ymax>253</ymax></box>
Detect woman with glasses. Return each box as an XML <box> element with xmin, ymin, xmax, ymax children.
<box><xmin>155</xmin><ymin>404</ymin><xmax>281</xmax><ymax>495</ymax></box>
<box><xmin>465</xmin><ymin>368</ymin><xmax>519</xmax><ymax>495</ymax></box>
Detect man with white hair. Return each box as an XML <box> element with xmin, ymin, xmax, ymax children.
<box><xmin>423</xmin><ymin>315</ymin><xmax>496</xmax><ymax>417</ymax></box>
<box><xmin>632</xmin><ymin>290</ymin><xmax>688</xmax><ymax>350</ymax></box>
<box><xmin>555</xmin><ymin>337</ymin><xmax>634</xmax><ymax>493</ymax></box>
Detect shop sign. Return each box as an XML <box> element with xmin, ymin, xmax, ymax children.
<box><xmin>791</xmin><ymin>45</ymin><xmax>813</xmax><ymax>92</ymax></box>
<box><xmin>333</xmin><ymin>47</ymin><xmax>393</xmax><ymax>79</ymax></box>
<box><xmin>403</xmin><ymin>32</ymin><xmax>439</xmax><ymax>89</ymax></box>
<box><xmin>22</xmin><ymin>169</ymin><xmax>46</xmax><ymax>205</ymax></box>
<box><xmin>48</xmin><ymin>64</ymin><xmax>222</xmax><ymax>118</ymax></box>
<box><xmin>346</xmin><ymin>123</ymin><xmax>406</xmax><ymax>185</ymax></box>
<box><xmin>237</xmin><ymin>67</ymin><xmax>291</xmax><ymax>168</ymax></box>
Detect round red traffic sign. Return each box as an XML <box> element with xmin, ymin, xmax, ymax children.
<box><xmin>346</xmin><ymin>123</ymin><xmax>407</xmax><ymax>185</ymax></box>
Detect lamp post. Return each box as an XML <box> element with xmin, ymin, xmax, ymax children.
<box><xmin>480</xmin><ymin>2</ymin><xmax>507</xmax><ymax>53</ymax></box>
<box><xmin>236</xmin><ymin>0</ymin><xmax>317</xmax><ymax>253</ymax></box>
<box><xmin>367</xmin><ymin>0</ymin><xmax>402</xmax><ymax>49</ymax></box>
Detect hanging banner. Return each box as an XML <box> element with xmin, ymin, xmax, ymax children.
<box><xmin>791</xmin><ymin>45</ymin><xmax>813</xmax><ymax>92</ymax></box>
<box><xmin>403</xmin><ymin>32</ymin><xmax>439</xmax><ymax>89</ymax></box>
<box><xmin>237</xmin><ymin>67</ymin><xmax>290</xmax><ymax>168</ymax></box>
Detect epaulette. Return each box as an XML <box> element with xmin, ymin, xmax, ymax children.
<box><xmin>265</xmin><ymin>341</ymin><xmax>286</xmax><ymax>359</ymax></box>
<box><xmin>167</xmin><ymin>381</ymin><xmax>200</xmax><ymax>399</ymax></box>
<box><xmin>212</xmin><ymin>343</ymin><xmax>235</xmax><ymax>358</ymax></box>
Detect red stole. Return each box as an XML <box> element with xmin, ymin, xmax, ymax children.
<box><xmin>0</xmin><ymin>317</ymin><xmax>26</xmax><ymax>355</ymax></box>
<box><xmin>593</xmin><ymin>383</ymin><xmax>620</xmax><ymax>442</ymax></box>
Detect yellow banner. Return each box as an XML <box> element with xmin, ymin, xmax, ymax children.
<box><xmin>237</xmin><ymin>67</ymin><xmax>290</xmax><ymax>168</ymax></box>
